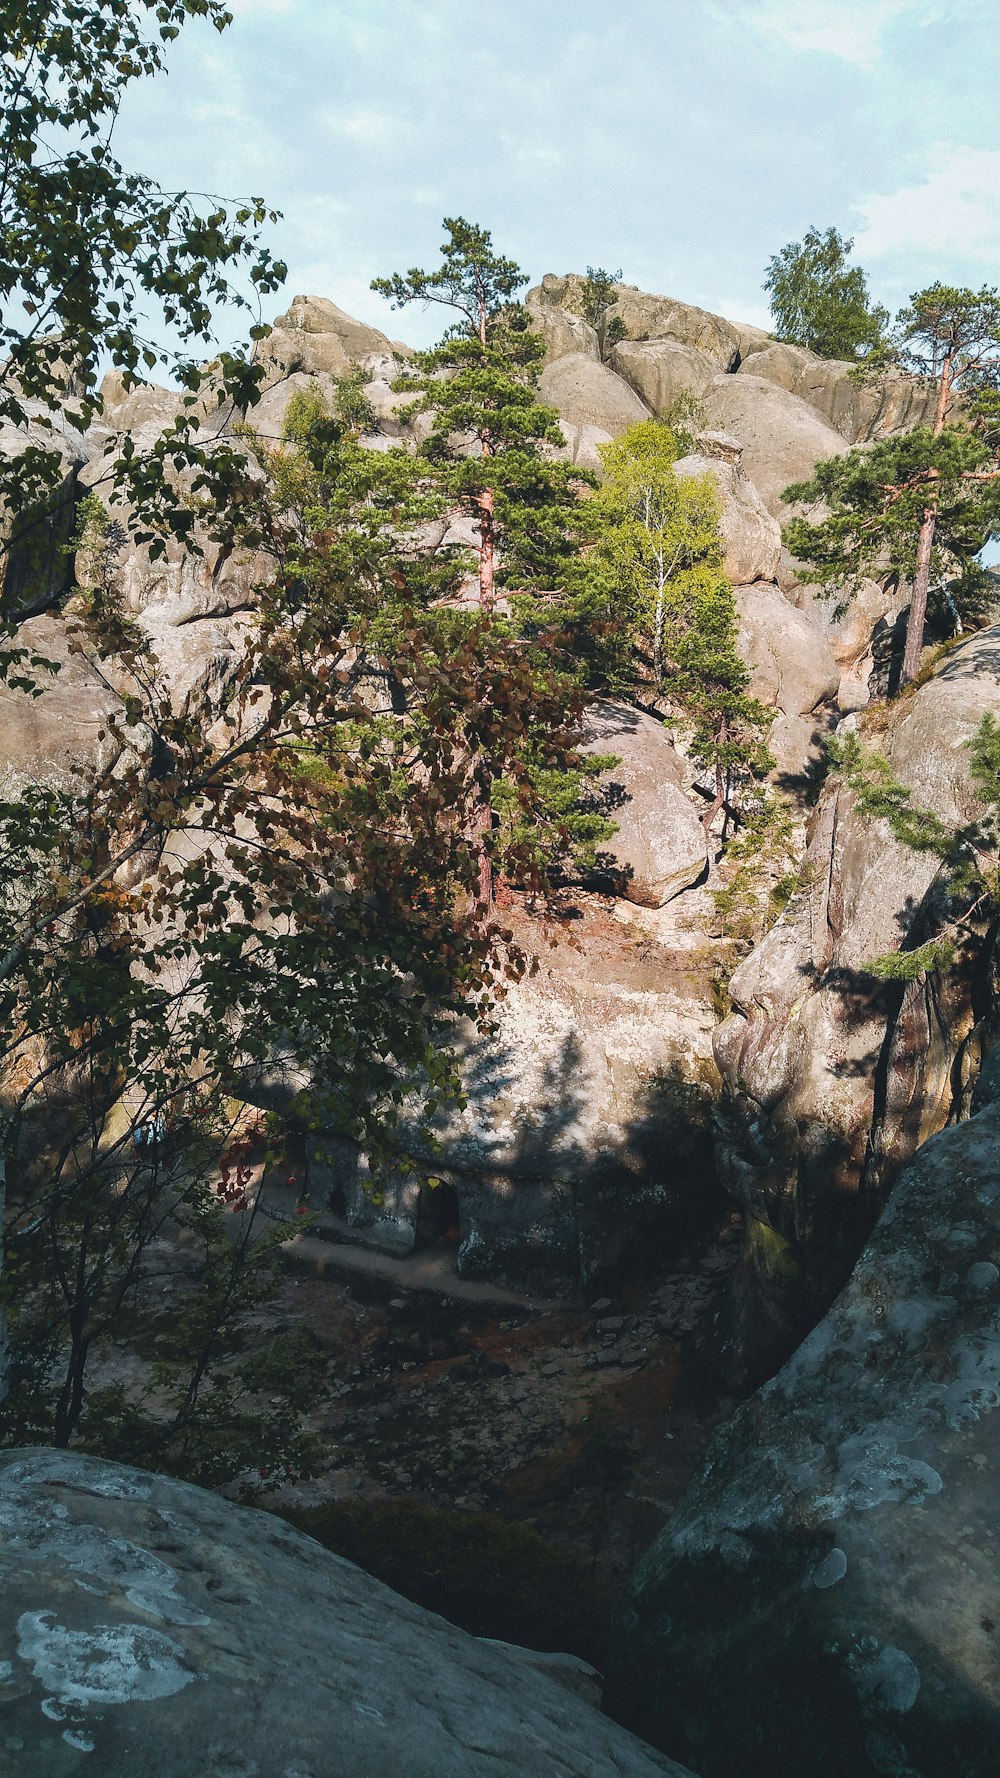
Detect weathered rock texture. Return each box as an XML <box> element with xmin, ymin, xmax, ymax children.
<box><xmin>605</xmin><ymin>1051</ymin><xmax>1000</xmax><ymax>1778</ymax></box>
<box><xmin>0</xmin><ymin>1446</ymin><xmax>692</xmax><ymax>1778</ymax></box>
<box><xmin>739</xmin><ymin>340</ymin><xmax>939</xmax><ymax>443</ymax></box>
<box><xmin>674</xmin><ymin>435</ymin><xmax>781</xmax><ymax>587</ymax></box>
<box><xmin>713</xmin><ymin>627</ymin><xmax>1000</xmax><ymax>1368</ymax></box>
<box><xmin>581</xmin><ymin>699</ymin><xmax>708</xmax><ymax>906</ymax></box>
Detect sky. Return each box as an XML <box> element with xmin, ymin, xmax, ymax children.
<box><xmin>111</xmin><ymin>0</ymin><xmax>1000</xmax><ymax>354</ymax></box>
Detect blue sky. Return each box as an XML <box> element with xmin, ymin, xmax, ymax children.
<box><xmin>114</xmin><ymin>0</ymin><xmax>999</xmax><ymax>352</ymax></box>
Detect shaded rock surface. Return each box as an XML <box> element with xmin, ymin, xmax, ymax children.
<box><xmin>308</xmin><ymin>894</ymin><xmax>720</xmax><ymax>1296</ymax></box>
<box><xmin>0</xmin><ymin>1447</ymin><xmax>693</xmax><ymax>1778</ymax></box>
<box><xmin>539</xmin><ymin>352</ymin><xmax>652</xmax><ymax>440</ymax></box>
<box><xmin>713</xmin><ymin>627</ymin><xmax>1000</xmax><ymax>1368</ymax></box>
<box><xmin>739</xmin><ymin>340</ymin><xmax>938</xmax><ymax>443</ymax></box>
<box><xmin>700</xmin><ymin>374</ymin><xmax>848</xmax><ymax>517</ymax></box>
<box><xmin>605</xmin><ymin>1052</ymin><xmax>1000</xmax><ymax>1778</ymax></box>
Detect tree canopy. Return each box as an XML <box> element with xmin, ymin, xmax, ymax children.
<box><xmin>785</xmin><ymin>282</ymin><xmax>1000</xmax><ymax>682</ymax></box>
<box><xmin>763</xmin><ymin>226</ymin><xmax>888</xmax><ymax>362</ymax></box>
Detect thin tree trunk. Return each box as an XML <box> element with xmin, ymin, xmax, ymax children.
<box><xmin>702</xmin><ymin>718</ymin><xmax>729</xmax><ymax>835</ymax></box>
<box><xmin>900</xmin><ymin>354</ymin><xmax>954</xmax><ymax>685</ymax></box>
<box><xmin>478</xmin><ymin>484</ymin><xmax>495</xmax><ymax>614</ymax></box>
<box><xmin>901</xmin><ymin>502</ymin><xmax>938</xmax><ymax>684</ymax></box>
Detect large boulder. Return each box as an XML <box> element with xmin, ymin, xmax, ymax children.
<box><xmin>255</xmin><ymin>293</ymin><xmax>400</xmax><ymax>385</ymax></box>
<box><xmin>609</xmin><ymin>338</ymin><xmax>716</xmax><ymax>416</ymax></box>
<box><xmin>712</xmin><ymin>627</ymin><xmax>1000</xmax><ymax>1368</ymax></box>
<box><xmin>605</xmin><ymin>1051</ymin><xmax>1000</xmax><ymax>1778</ymax></box>
<box><xmin>735</xmin><ymin>581</ymin><xmax>839</xmax><ymax>719</ymax></box>
<box><xmin>529</xmin><ymin>276</ymin><xmax>741</xmax><ymax>369</ymax></box>
<box><xmin>582</xmin><ymin>699</ymin><xmax>708</xmax><ymax>906</ymax></box>
<box><xmin>539</xmin><ymin>352</ymin><xmax>651</xmax><ymax>440</ymax></box>
<box><xmin>0</xmin><ymin>1447</ymin><xmax>692</xmax><ymax>1778</ymax></box>
<box><xmin>311</xmin><ymin>920</ymin><xmax>720</xmax><ymax>1295</ymax></box>
<box><xmin>526</xmin><ymin>289</ymin><xmax>600</xmax><ymax>363</ymax></box>
<box><xmin>1</xmin><ymin>409</ymin><xmax>90</xmax><ymax>616</ymax></box>
<box><xmin>674</xmin><ymin>434</ymin><xmax>781</xmax><ymax>586</ymax></box>
<box><xmin>701</xmin><ymin>374</ymin><xmax>849</xmax><ymax>516</ymax></box>
<box><xmin>740</xmin><ymin>343</ymin><xmax>939</xmax><ymax>444</ymax></box>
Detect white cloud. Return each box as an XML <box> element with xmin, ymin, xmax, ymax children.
<box><xmin>853</xmin><ymin>145</ymin><xmax>1000</xmax><ymax>265</ymax></box>
<box><xmin>729</xmin><ymin>0</ymin><xmax>940</xmax><ymax>68</ymax></box>
<box><xmin>319</xmin><ymin>107</ymin><xmax>404</xmax><ymax>147</ymax></box>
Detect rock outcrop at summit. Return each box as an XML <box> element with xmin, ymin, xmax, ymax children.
<box><xmin>605</xmin><ymin>1047</ymin><xmax>1000</xmax><ymax>1778</ymax></box>
<box><xmin>712</xmin><ymin>626</ymin><xmax>1000</xmax><ymax>1370</ymax></box>
<box><xmin>0</xmin><ymin>1446</ymin><xmax>693</xmax><ymax>1778</ymax></box>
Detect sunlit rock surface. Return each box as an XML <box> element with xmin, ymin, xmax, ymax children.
<box><xmin>0</xmin><ymin>1447</ymin><xmax>693</xmax><ymax>1778</ymax></box>
<box><xmin>605</xmin><ymin>1050</ymin><xmax>1000</xmax><ymax>1778</ymax></box>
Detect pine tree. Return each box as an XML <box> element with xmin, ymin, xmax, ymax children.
<box><xmin>372</xmin><ymin>218</ymin><xmax>585</xmax><ymax>611</ymax></box>
<box><xmin>784</xmin><ymin>284</ymin><xmax>1000</xmax><ymax>685</ymax></box>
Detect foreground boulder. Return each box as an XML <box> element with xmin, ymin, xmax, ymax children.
<box><xmin>0</xmin><ymin>1447</ymin><xmax>692</xmax><ymax>1778</ymax></box>
<box><xmin>605</xmin><ymin>1051</ymin><xmax>1000</xmax><ymax>1778</ymax></box>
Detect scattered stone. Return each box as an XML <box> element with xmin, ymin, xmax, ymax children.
<box><xmin>590</xmin><ymin>1298</ymin><xmax>613</xmax><ymax>1314</ymax></box>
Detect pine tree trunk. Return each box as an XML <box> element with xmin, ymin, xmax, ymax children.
<box><xmin>479</xmin><ymin>485</ymin><xmax>495</xmax><ymax>614</ymax></box>
<box><xmin>900</xmin><ymin>354</ymin><xmax>954</xmax><ymax>685</ymax></box>
<box><xmin>901</xmin><ymin>503</ymin><xmax>938</xmax><ymax>685</ymax></box>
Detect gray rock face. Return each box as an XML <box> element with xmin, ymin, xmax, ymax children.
<box><xmin>609</xmin><ymin>338</ymin><xmax>715</xmax><ymax>416</ymax></box>
<box><xmin>525</xmin><ymin>290</ymin><xmax>600</xmax><ymax>364</ymax></box>
<box><xmin>712</xmin><ymin>627</ymin><xmax>1000</xmax><ymax>1364</ymax></box>
<box><xmin>701</xmin><ymin>373</ymin><xmax>849</xmax><ymax>516</ymax></box>
<box><xmin>255</xmin><ymin>292</ymin><xmax>399</xmax><ymax>384</ymax></box>
<box><xmin>740</xmin><ymin>342</ymin><xmax>938</xmax><ymax>443</ymax></box>
<box><xmin>539</xmin><ymin>352</ymin><xmax>651</xmax><ymax>440</ymax></box>
<box><xmin>529</xmin><ymin>276</ymin><xmax>741</xmax><ymax>369</ymax></box>
<box><xmin>674</xmin><ymin>441</ymin><xmax>781</xmax><ymax>586</ymax></box>
<box><xmin>1</xmin><ymin>409</ymin><xmax>90</xmax><ymax>616</ymax></box>
<box><xmin>0</xmin><ymin>614</ymin><xmax>125</xmax><ymax>798</ymax></box>
<box><xmin>0</xmin><ymin>1447</ymin><xmax>692</xmax><ymax>1778</ymax></box>
<box><xmin>582</xmin><ymin>699</ymin><xmax>708</xmax><ymax>906</ymax></box>
<box><xmin>605</xmin><ymin>1054</ymin><xmax>1000</xmax><ymax>1778</ymax></box>
<box><xmin>735</xmin><ymin>581</ymin><xmax>840</xmax><ymax>720</ymax></box>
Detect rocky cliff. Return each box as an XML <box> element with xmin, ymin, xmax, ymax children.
<box><xmin>605</xmin><ymin>1048</ymin><xmax>1000</xmax><ymax>1777</ymax></box>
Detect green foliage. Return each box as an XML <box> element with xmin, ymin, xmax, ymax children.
<box><xmin>0</xmin><ymin>0</ymin><xmax>285</xmax><ymax>664</ymax></box>
<box><xmin>763</xmin><ymin>225</ymin><xmax>889</xmax><ymax>360</ymax></box>
<box><xmin>710</xmin><ymin>795</ymin><xmax>801</xmax><ymax>945</ymax></box>
<box><xmin>784</xmin><ymin>422</ymin><xmax>1000</xmax><ymax>628</ymax></box>
<box><xmin>581</xmin><ymin>266</ymin><xmax>628</xmax><ymax>361</ymax></box>
<box><xmin>373</xmin><ymin>218</ymin><xmax>591</xmax><ymax>596</ymax></box>
<box><xmin>577</xmin><ymin>420</ymin><xmax>772</xmax><ymax>831</ymax></box>
<box><xmin>276</xmin><ymin>1496</ymin><xmax>608</xmax><ymax>1664</ymax></box>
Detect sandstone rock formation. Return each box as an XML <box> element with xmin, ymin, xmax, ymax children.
<box><xmin>609</xmin><ymin>337</ymin><xmax>715</xmax><ymax>415</ymax></box>
<box><xmin>699</xmin><ymin>373</ymin><xmax>849</xmax><ymax>517</ymax></box>
<box><xmin>712</xmin><ymin>627</ymin><xmax>1000</xmax><ymax>1367</ymax></box>
<box><xmin>539</xmin><ymin>352</ymin><xmax>651</xmax><ymax>441</ymax></box>
<box><xmin>605</xmin><ymin>1049</ymin><xmax>1000</xmax><ymax>1778</ymax></box>
<box><xmin>581</xmin><ymin>699</ymin><xmax>708</xmax><ymax>906</ymax></box>
<box><xmin>1</xmin><ymin>407</ymin><xmax>90</xmax><ymax>616</ymax></box>
<box><xmin>309</xmin><ymin>903</ymin><xmax>719</xmax><ymax>1295</ymax></box>
<box><xmin>0</xmin><ymin>1446</ymin><xmax>693</xmax><ymax>1777</ymax></box>
<box><xmin>739</xmin><ymin>340</ymin><xmax>939</xmax><ymax>443</ymax></box>
<box><xmin>0</xmin><ymin>613</ymin><xmax>125</xmax><ymax>798</ymax></box>
<box><xmin>674</xmin><ymin>433</ymin><xmax>781</xmax><ymax>587</ymax></box>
